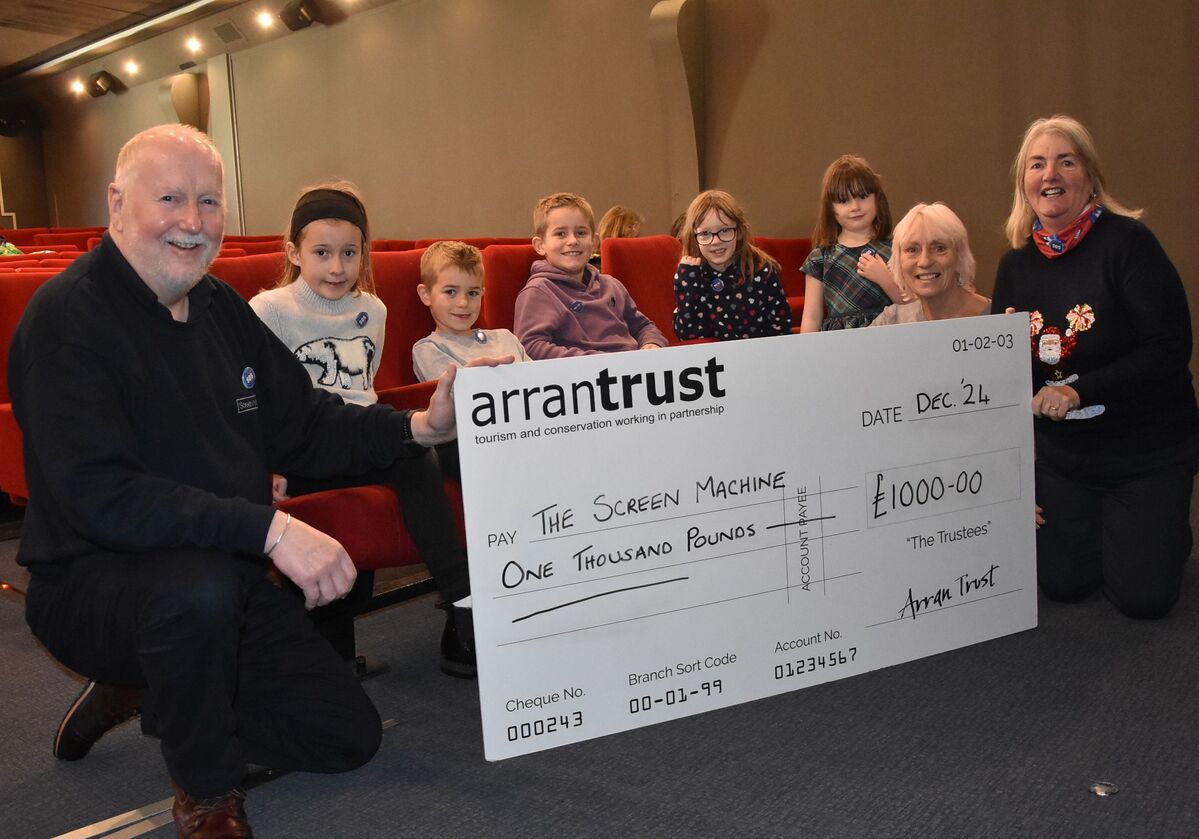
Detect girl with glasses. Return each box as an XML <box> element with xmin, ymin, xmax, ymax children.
<box><xmin>673</xmin><ymin>189</ymin><xmax>792</xmax><ymax>341</ymax></box>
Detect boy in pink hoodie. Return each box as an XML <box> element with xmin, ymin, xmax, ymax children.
<box><xmin>514</xmin><ymin>192</ymin><xmax>667</xmax><ymax>359</ymax></box>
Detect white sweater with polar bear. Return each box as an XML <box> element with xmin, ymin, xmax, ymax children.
<box><xmin>249</xmin><ymin>279</ymin><xmax>387</xmax><ymax>406</ymax></box>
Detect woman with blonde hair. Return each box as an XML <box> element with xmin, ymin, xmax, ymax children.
<box><xmin>870</xmin><ymin>203</ymin><xmax>989</xmax><ymax>325</ymax></box>
<box><xmin>992</xmin><ymin>114</ymin><xmax>1197</xmax><ymax>619</ymax></box>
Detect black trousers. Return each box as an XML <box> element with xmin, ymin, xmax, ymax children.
<box><xmin>26</xmin><ymin>550</ymin><xmax>381</xmax><ymax>798</ymax></box>
<box><xmin>286</xmin><ymin>446</ymin><xmax>470</xmax><ymax>604</ymax></box>
<box><xmin>1035</xmin><ymin>447</ymin><xmax>1196</xmax><ymax>619</ymax></box>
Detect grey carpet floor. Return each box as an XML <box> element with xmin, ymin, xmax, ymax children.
<box><xmin>2</xmin><ymin>534</ymin><xmax>1197</xmax><ymax>838</ymax></box>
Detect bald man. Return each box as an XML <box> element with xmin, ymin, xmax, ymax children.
<box><xmin>8</xmin><ymin>125</ymin><xmax>468</xmax><ymax>837</ymax></box>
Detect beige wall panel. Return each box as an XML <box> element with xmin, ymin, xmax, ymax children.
<box><xmin>702</xmin><ymin>0</ymin><xmax>1197</xmax><ymax>298</ymax></box>
<box><xmin>0</xmin><ymin>133</ymin><xmax>50</xmax><ymax>228</ymax></box>
<box><xmin>205</xmin><ymin>56</ymin><xmax>243</xmax><ymax>235</ymax></box>
<box><xmin>40</xmin><ymin>80</ymin><xmax>178</xmax><ymax>226</ymax></box>
<box><xmin>702</xmin><ymin>0</ymin><xmax>1197</xmax><ymax>368</ymax></box>
<box><xmin>232</xmin><ymin>0</ymin><xmax>671</xmax><ymax>238</ymax></box>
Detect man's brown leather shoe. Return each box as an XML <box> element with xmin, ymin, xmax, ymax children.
<box><xmin>54</xmin><ymin>680</ymin><xmax>144</xmax><ymax>761</ymax></box>
<box><xmin>172</xmin><ymin>784</ymin><xmax>254</xmax><ymax>838</ymax></box>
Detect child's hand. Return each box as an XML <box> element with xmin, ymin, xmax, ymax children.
<box><xmin>271</xmin><ymin>474</ymin><xmax>290</xmax><ymax>503</ymax></box>
<box><xmin>640</xmin><ymin>343</ymin><xmax>662</xmax><ymax>350</ymax></box>
<box><xmin>680</xmin><ymin>256</ymin><xmax>703</xmax><ymax>266</ymax></box>
<box><xmin>857</xmin><ymin>251</ymin><xmax>890</xmax><ymax>285</ymax></box>
<box><xmin>411</xmin><ymin>356</ymin><xmax>515</xmax><ymax>446</ymax></box>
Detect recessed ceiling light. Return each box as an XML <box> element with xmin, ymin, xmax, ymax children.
<box><xmin>30</xmin><ymin>0</ymin><xmax>219</xmax><ymax>75</ymax></box>
<box><xmin>185</xmin><ymin>36</ymin><xmax>203</xmax><ymax>53</ymax></box>
<box><xmin>124</xmin><ymin>60</ymin><xmax>140</xmax><ymax>74</ymax></box>
<box><xmin>256</xmin><ymin>10</ymin><xmax>274</xmax><ymax>28</ymax></box>
<box><xmin>70</xmin><ymin>79</ymin><xmax>85</xmax><ymax>94</ymax></box>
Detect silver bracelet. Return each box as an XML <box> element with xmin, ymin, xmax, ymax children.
<box><xmin>265</xmin><ymin>513</ymin><xmax>291</xmax><ymax>556</ymax></box>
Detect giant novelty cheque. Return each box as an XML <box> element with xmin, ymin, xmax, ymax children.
<box><xmin>454</xmin><ymin>313</ymin><xmax>1036</xmax><ymax>760</ymax></box>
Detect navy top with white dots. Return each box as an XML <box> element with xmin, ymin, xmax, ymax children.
<box><xmin>672</xmin><ymin>259</ymin><xmax>793</xmax><ymax>340</ymax></box>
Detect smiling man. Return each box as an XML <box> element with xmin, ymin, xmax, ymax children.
<box><xmin>7</xmin><ymin>124</ymin><xmax>469</xmax><ymax>837</ymax></box>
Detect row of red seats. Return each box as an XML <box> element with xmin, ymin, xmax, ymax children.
<box><xmin>0</xmin><ymin>227</ymin><xmax>106</xmax><ymax>248</ymax></box>
<box><xmin>3</xmin><ymin>228</ymin><xmax>533</xmax><ymax>255</ymax></box>
<box><xmin>0</xmin><ymin>234</ymin><xmax>811</xmax><ymax>662</ymax></box>
<box><xmin>1</xmin><ymin>234</ymin><xmax>811</xmax><ymax>501</ymax></box>
<box><xmin>0</xmin><ymin>254</ymin><xmax>452</xmax><ymax>664</ymax></box>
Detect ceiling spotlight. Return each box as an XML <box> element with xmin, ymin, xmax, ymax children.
<box><xmin>124</xmin><ymin>60</ymin><xmax>140</xmax><ymax>75</ymax></box>
<box><xmin>70</xmin><ymin>79</ymin><xmax>85</xmax><ymax>94</ymax></box>
<box><xmin>185</xmin><ymin>36</ymin><xmax>203</xmax><ymax>53</ymax></box>
<box><xmin>256</xmin><ymin>10</ymin><xmax>275</xmax><ymax>28</ymax></box>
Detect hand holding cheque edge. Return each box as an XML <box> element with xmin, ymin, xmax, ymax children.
<box><xmin>413</xmin><ymin>355</ymin><xmax>517</xmax><ymax>446</ymax></box>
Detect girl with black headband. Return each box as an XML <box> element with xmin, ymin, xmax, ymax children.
<box><xmin>250</xmin><ymin>182</ymin><xmax>477</xmax><ymax>678</ymax></box>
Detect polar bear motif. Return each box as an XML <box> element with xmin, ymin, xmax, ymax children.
<box><xmin>294</xmin><ymin>335</ymin><xmax>376</xmax><ymax>390</ymax></box>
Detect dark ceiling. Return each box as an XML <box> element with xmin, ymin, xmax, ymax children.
<box><xmin>0</xmin><ymin>0</ymin><xmax>244</xmax><ymax>85</ymax></box>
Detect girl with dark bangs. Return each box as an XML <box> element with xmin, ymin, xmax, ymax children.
<box><xmin>800</xmin><ymin>155</ymin><xmax>906</xmax><ymax>331</ymax></box>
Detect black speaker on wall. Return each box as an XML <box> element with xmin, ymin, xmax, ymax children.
<box><xmin>276</xmin><ymin>0</ymin><xmax>323</xmax><ymax>30</ymax></box>
<box><xmin>86</xmin><ymin>70</ymin><xmax>125</xmax><ymax>97</ymax></box>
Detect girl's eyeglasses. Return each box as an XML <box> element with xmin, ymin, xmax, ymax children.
<box><xmin>695</xmin><ymin>226</ymin><xmax>737</xmax><ymax>245</ymax></box>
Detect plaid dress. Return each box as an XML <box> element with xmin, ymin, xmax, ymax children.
<box><xmin>801</xmin><ymin>239</ymin><xmax>893</xmax><ymax>330</ymax></box>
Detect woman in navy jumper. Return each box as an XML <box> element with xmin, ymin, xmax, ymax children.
<box><xmin>991</xmin><ymin>115</ymin><xmax>1198</xmax><ymax>619</ymax></box>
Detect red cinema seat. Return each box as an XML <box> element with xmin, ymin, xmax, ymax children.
<box><xmin>481</xmin><ymin>244</ymin><xmax>538</xmax><ymax>332</ymax></box>
<box><xmin>0</xmin><ymin>264</ymin><xmax>455</xmax><ymax>669</ymax></box>
<box><xmin>0</xmin><ymin>272</ymin><xmax>62</xmax><ymax>502</ymax></box>
<box><xmin>0</xmin><ymin>403</ymin><xmax>26</xmax><ymax>501</ymax></box>
<box><xmin>415</xmin><ymin>237</ymin><xmax>529</xmax><ymax>249</ymax></box>
<box><xmin>0</xmin><ymin>227</ymin><xmax>50</xmax><ymax>246</ymax></box>
<box><xmin>370</xmin><ymin>248</ymin><xmax>429</xmax><ymax>391</ymax></box>
<box><xmin>279</xmin><ymin>482</ymin><xmax>465</xmax><ymax>575</ymax></box>
<box><xmin>753</xmin><ymin>236</ymin><xmax>811</xmax><ymax>323</ymax></box>
<box><xmin>23</xmin><ymin>244</ymin><xmax>80</xmax><ymax>254</ymax></box>
<box><xmin>33</xmin><ymin>232</ymin><xmax>96</xmax><ymax>250</ymax></box>
<box><xmin>371</xmin><ymin>239</ymin><xmax>417</xmax><ymax>252</ymax></box>
<box><xmin>232</xmin><ymin>240</ymin><xmax>284</xmax><ymax>255</ymax></box>
<box><xmin>601</xmin><ymin>234</ymin><xmax>681</xmax><ymax>344</ymax></box>
<box><xmin>222</xmin><ymin>235</ymin><xmax>284</xmax><ymax>243</ymax></box>
<box><xmin>209</xmin><ymin>252</ymin><xmax>287</xmax><ymax>301</ymax></box>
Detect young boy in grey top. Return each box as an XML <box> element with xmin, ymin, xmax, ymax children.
<box><xmin>413</xmin><ymin>240</ymin><xmax>530</xmax><ymax>381</ymax></box>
